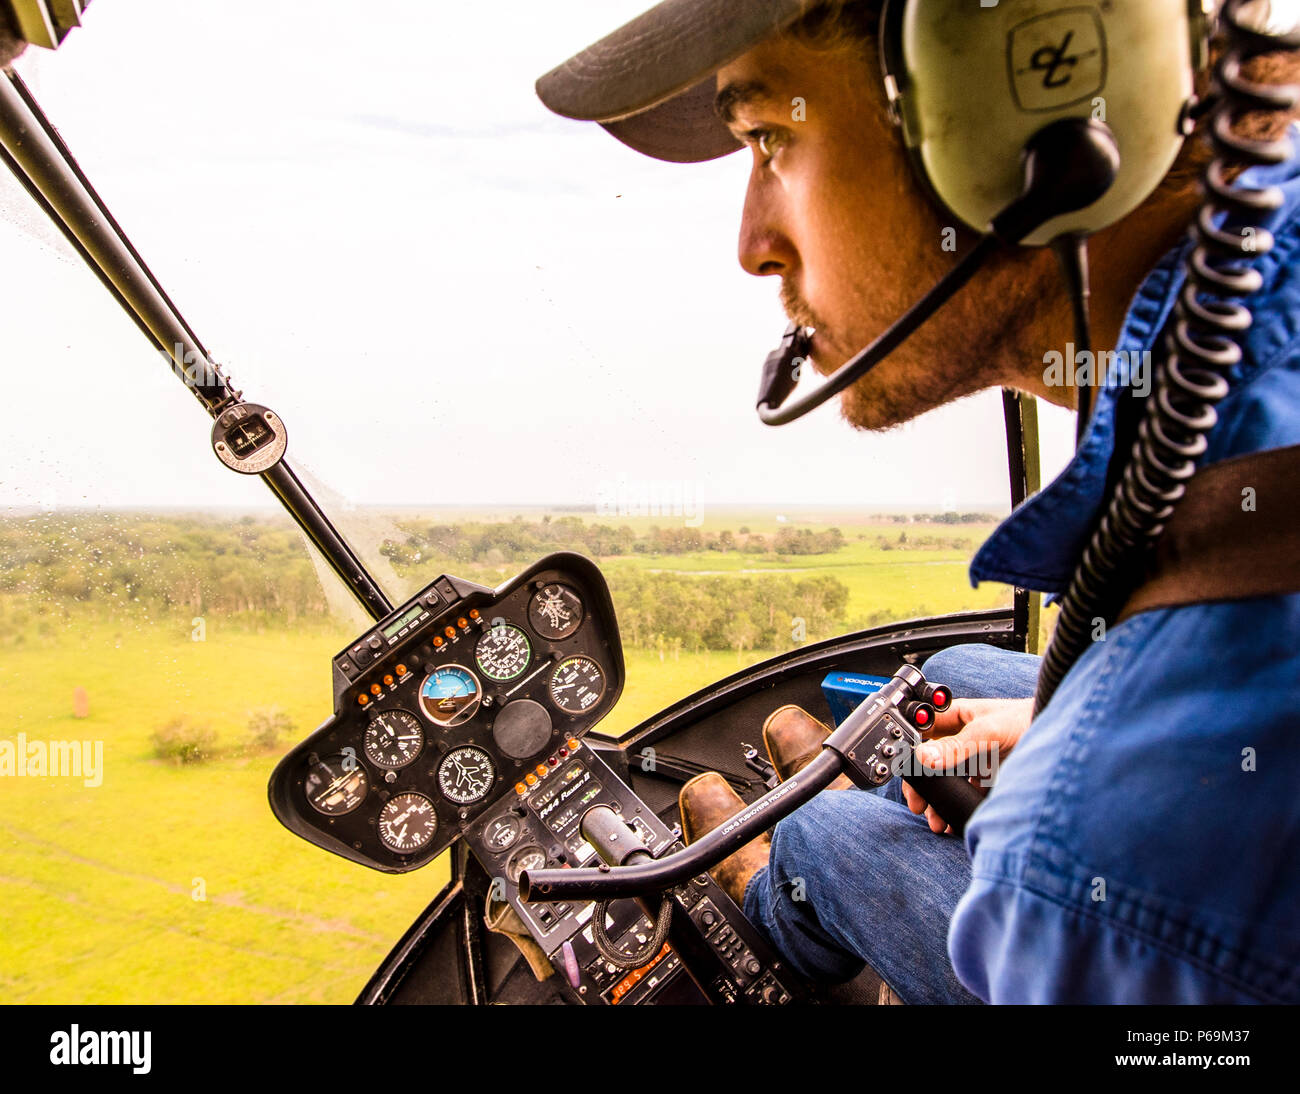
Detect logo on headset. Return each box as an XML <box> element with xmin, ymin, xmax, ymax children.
<box><xmin>1007</xmin><ymin>8</ymin><xmax>1106</xmax><ymax>112</ymax></box>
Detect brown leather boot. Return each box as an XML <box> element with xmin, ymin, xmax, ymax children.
<box><xmin>762</xmin><ymin>704</ymin><xmax>854</xmax><ymax>789</ymax></box>
<box><xmin>678</xmin><ymin>771</ymin><xmax>770</xmax><ymax>906</ymax></box>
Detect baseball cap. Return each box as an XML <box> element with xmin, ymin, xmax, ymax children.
<box><xmin>535</xmin><ymin>0</ymin><xmax>807</xmax><ymax>162</ymax></box>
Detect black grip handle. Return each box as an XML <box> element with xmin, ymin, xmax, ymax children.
<box><xmin>901</xmin><ymin>770</ymin><xmax>986</xmax><ymax>837</ymax></box>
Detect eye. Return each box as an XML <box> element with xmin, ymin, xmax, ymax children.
<box><xmin>745</xmin><ymin>127</ymin><xmax>785</xmax><ymax>164</ymax></box>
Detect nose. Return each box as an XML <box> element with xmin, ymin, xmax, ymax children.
<box><xmin>738</xmin><ymin>168</ymin><xmax>796</xmax><ymax>278</ymax></box>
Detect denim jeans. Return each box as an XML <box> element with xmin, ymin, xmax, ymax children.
<box><xmin>742</xmin><ymin>644</ymin><xmax>1042</xmax><ymax>1004</ymax></box>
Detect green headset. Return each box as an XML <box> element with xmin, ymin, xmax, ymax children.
<box><xmin>876</xmin><ymin>0</ymin><xmax>1212</xmax><ymax>246</ymax></box>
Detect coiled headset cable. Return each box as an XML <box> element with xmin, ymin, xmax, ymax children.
<box><xmin>1034</xmin><ymin>0</ymin><xmax>1300</xmax><ymax>713</ymax></box>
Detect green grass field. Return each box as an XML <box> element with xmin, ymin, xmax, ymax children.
<box><xmin>0</xmin><ymin>513</ymin><xmax>1014</xmax><ymax>1003</ymax></box>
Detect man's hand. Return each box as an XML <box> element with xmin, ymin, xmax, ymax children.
<box><xmin>901</xmin><ymin>697</ymin><xmax>1034</xmax><ymax>834</ymax></box>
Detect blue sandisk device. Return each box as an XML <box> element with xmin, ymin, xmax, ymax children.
<box><xmin>820</xmin><ymin>671</ymin><xmax>894</xmax><ymax>727</ymax></box>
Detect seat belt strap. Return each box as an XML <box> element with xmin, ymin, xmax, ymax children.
<box><xmin>1117</xmin><ymin>443</ymin><xmax>1300</xmax><ymax>623</ymax></box>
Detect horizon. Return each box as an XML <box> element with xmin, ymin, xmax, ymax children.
<box><xmin>2</xmin><ymin>499</ymin><xmax>1012</xmax><ymax>517</ymax></box>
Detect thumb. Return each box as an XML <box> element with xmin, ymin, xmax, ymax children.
<box><xmin>917</xmin><ymin>698</ymin><xmax>1032</xmax><ymax>771</ymax></box>
<box><xmin>914</xmin><ymin>708</ymin><xmax>1023</xmax><ymax>776</ymax></box>
<box><xmin>915</xmin><ymin>729</ymin><xmax>981</xmax><ymax>773</ymax></box>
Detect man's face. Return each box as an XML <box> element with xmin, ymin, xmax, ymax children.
<box><xmin>716</xmin><ymin>34</ymin><xmax>1047</xmax><ymax>430</ymax></box>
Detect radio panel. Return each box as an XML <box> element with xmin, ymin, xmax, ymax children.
<box><xmin>269</xmin><ymin>553</ymin><xmax>625</xmax><ymax>872</ymax></box>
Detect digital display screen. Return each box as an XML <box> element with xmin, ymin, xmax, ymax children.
<box><xmin>382</xmin><ymin>605</ymin><xmax>424</xmax><ymax>640</ymax></box>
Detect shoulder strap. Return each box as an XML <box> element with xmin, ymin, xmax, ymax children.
<box><xmin>1117</xmin><ymin>444</ymin><xmax>1300</xmax><ymax>623</ymax></box>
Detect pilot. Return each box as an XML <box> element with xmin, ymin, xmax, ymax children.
<box><xmin>537</xmin><ymin>1</ymin><xmax>1300</xmax><ymax>1004</ymax></box>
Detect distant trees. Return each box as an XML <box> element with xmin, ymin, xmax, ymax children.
<box><xmin>0</xmin><ymin>513</ymin><xmax>328</xmax><ymax>624</ymax></box>
<box><xmin>0</xmin><ymin>510</ymin><xmax>982</xmax><ymax>655</ymax></box>
<box><xmin>774</xmin><ymin>526</ymin><xmax>845</xmax><ymax>555</ymax></box>
<box><xmin>607</xmin><ymin>570</ymin><xmax>848</xmax><ymax>653</ymax></box>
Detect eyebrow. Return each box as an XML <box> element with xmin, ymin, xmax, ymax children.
<box><xmin>714</xmin><ymin>80</ymin><xmax>779</xmax><ymax>126</ymax></box>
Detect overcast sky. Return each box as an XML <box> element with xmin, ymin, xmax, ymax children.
<box><xmin>0</xmin><ymin>0</ymin><xmax>1077</xmax><ymax>515</ymax></box>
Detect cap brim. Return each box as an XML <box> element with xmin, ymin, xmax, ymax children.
<box><xmin>599</xmin><ymin>77</ymin><xmax>741</xmax><ymax>163</ymax></box>
<box><xmin>537</xmin><ymin>0</ymin><xmax>805</xmax><ymax>163</ymax></box>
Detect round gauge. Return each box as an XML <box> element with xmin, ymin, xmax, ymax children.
<box><xmin>549</xmin><ymin>655</ymin><xmax>606</xmax><ymax>715</ymax></box>
<box><xmin>304</xmin><ymin>755</ymin><xmax>368</xmax><ymax>816</ymax></box>
<box><xmin>378</xmin><ymin>792</ymin><xmax>438</xmax><ymax>854</ymax></box>
<box><xmin>507</xmin><ymin>845</ymin><xmax>548</xmax><ymax>883</ymax></box>
<box><xmin>418</xmin><ymin>665</ymin><xmax>482</xmax><ymax>727</ymax></box>
<box><xmin>529</xmin><ymin>583</ymin><xmax>585</xmax><ymax>640</ymax></box>
<box><xmin>484</xmin><ymin>814</ymin><xmax>521</xmax><ymax>854</ymax></box>
<box><xmin>437</xmin><ymin>745</ymin><xmax>496</xmax><ymax>805</ymax></box>
<box><xmin>364</xmin><ymin>709</ymin><xmax>424</xmax><ymax>769</ymax></box>
<box><xmin>475</xmin><ymin>623</ymin><xmax>532</xmax><ymax>682</ymax></box>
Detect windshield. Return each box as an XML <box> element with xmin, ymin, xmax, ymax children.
<box><xmin>0</xmin><ymin>0</ymin><xmax>1076</xmax><ymax>1003</ymax></box>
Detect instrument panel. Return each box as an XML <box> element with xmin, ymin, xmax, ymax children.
<box><xmin>268</xmin><ymin>553</ymin><xmax>625</xmax><ymax>872</ymax></box>
<box><xmin>465</xmin><ymin>740</ymin><xmax>800</xmax><ymax>1005</ymax></box>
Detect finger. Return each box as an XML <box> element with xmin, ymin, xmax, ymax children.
<box><xmin>921</xmin><ymin>736</ymin><xmax>965</xmax><ymax>772</ymax></box>
<box><xmin>918</xmin><ymin>728</ymin><xmax>985</xmax><ymax>774</ymax></box>
<box><xmin>924</xmin><ymin>805</ymin><xmax>947</xmax><ymax>834</ymax></box>
<box><xmin>929</xmin><ymin>696</ymin><xmax>1021</xmax><ymax>737</ymax></box>
<box><xmin>929</xmin><ymin>697</ymin><xmax>992</xmax><ymax>735</ymax></box>
<box><xmin>902</xmin><ymin>781</ymin><xmax>927</xmax><ymax>815</ymax></box>
<box><xmin>916</xmin><ymin>739</ymin><xmax>964</xmax><ymax>772</ymax></box>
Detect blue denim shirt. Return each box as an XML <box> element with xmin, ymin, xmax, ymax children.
<box><xmin>948</xmin><ymin>131</ymin><xmax>1300</xmax><ymax>1004</ymax></box>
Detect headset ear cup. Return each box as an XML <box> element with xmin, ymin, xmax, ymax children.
<box><xmin>891</xmin><ymin>0</ymin><xmax>1199</xmax><ymax>243</ymax></box>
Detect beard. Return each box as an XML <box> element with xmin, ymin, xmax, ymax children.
<box><xmin>778</xmin><ymin>250</ymin><xmax>1037</xmax><ymax>432</ymax></box>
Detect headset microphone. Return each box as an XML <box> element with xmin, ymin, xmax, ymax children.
<box><xmin>756</xmin><ymin>117</ymin><xmax>1120</xmax><ymax>426</ymax></box>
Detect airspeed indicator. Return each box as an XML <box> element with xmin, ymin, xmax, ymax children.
<box><xmin>475</xmin><ymin>623</ymin><xmax>532</xmax><ymax>682</ymax></box>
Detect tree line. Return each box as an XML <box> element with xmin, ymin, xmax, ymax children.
<box><xmin>0</xmin><ymin>513</ymin><xmax>855</xmax><ymax>651</ymax></box>
<box><xmin>380</xmin><ymin>515</ymin><xmax>850</xmax><ymax>564</ymax></box>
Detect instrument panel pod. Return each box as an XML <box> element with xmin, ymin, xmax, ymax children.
<box><xmin>268</xmin><ymin>552</ymin><xmax>626</xmax><ymax>873</ymax></box>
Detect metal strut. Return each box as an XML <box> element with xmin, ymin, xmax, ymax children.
<box><xmin>0</xmin><ymin>68</ymin><xmax>393</xmax><ymax>622</ymax></box>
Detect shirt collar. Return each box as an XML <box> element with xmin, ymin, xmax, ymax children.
<box><xmin>970</xmin><ymin>124</ymin><xmax>1300</xmax><ymax>594</ymax></box>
